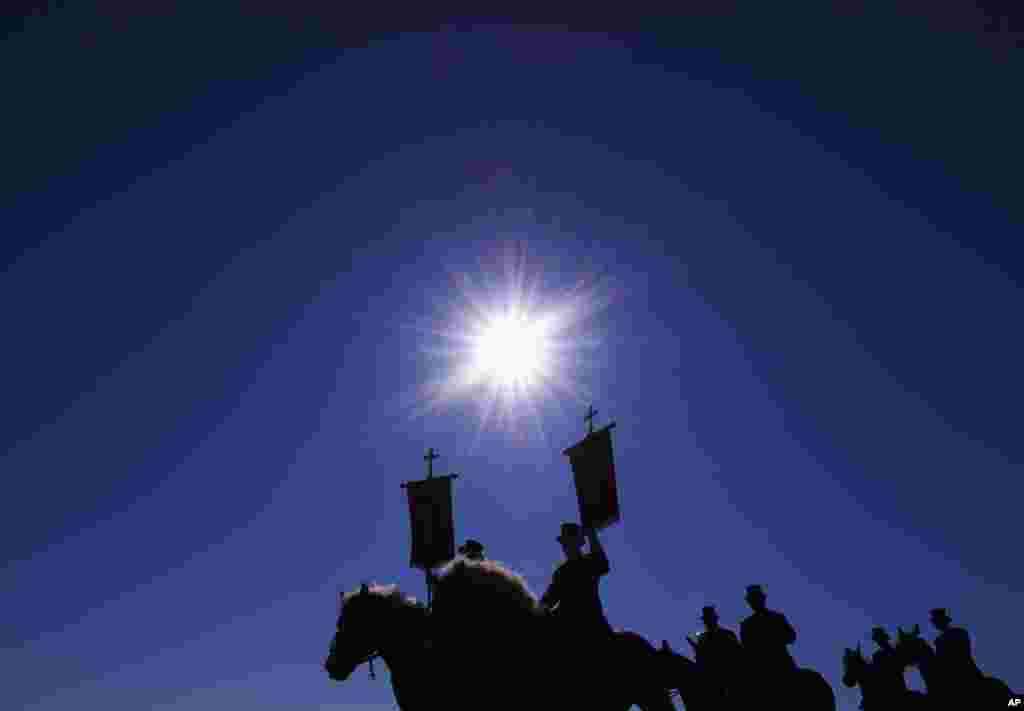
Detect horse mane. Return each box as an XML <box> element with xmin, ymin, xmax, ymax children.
<box><xmin>433</xmin><ymin>558</ymin><xmax>541</xmax><ymax>616</ymax></box>
<box><xmin>616</xmin><ymin>629</ymin><xmax>652</xmax><ymax>647</ymax></box>
<box><xmin>341</xmin><ymin>583</ymin><xmax>424</xmax><ymax>612</ymax></box>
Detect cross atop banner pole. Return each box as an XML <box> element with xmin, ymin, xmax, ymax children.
<box><xmin>563</xmin><ymin>405</ymin><xmax>620</xmax><ymax>531</ymax></box>
<box><xmin>424</xmin><ymin>447</ymin><xmax>439</xmax><ymax>478</ymax></box>
<box><xmin>401</xmin><ymin>447</ymin><xmax>459</xmax><ymax>609</ymax></box>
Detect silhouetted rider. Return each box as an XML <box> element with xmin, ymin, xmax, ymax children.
<box><xmin>540</xmin><ymin>522</ymin><xmax>613</xmax><ymax>645</ymax></box>
<box><xmin>929</xmin><ymin>608</ymin><xmax>983</xmax><ymax>694</ymax></box>
<box><xmin>740</xmin><ymin>584</ymin><xmax>797</xmax><ymax>680</ymax></box>
<box><xmin>693</xmin><ymin>605</ymin><xmax>743</xmax><ymax>700</ymax></box>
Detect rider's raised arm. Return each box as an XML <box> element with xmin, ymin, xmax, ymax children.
<box><xmin>540</xmin><ymin>576</ymin><xmax>561</xmax><ymax>611</ymax></box>
<box><xmin>585</xmin><ymin>526</ymin><xmax>610</xmax><ymax>576</ymax></box>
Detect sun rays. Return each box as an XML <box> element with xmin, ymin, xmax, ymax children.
<box><xmin>402</xmin><ymin>240</ymin><xmax>619</xmax><ymax>444</ymax></box>
<box><xmin>467</xmin><ymin>308</ymin><xmax>551</xmax><ymax>390</ymax></box>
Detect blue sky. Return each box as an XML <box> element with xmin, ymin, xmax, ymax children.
<box><xmin>3</xmin><ymin>7</ymin><xmax>1021</xmax><ymax>711</ymax></box>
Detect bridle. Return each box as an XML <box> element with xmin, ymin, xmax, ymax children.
<box><xmin>337</xmin><ymin>584</ymin><xmax>386</xmax><ymax>681</ymax></box>
<box><xmin>357</xmin><ymin>650</ymin><xmax>380</xmax><ymax>680</ymax></box>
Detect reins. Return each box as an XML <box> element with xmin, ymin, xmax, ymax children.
<box><xmin>362</xmin><ymin>652</ymin><xmax>379</xmax><ymax>680</ymax></box>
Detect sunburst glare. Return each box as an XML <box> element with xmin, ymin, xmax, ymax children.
<box><xmin>404</xmin><ymin>240</ymin><xmax>620</xmax><ymax>443</ymax></box>
<box><xmin>468</xmin><ymin>309</ymin><xmax>550</xmax><ymax>388</ymax></box>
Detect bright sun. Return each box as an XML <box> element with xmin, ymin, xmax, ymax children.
<box><xmin>408</xmin><ymin>240</ymin><xmax>618</xmax><ymax>440</ymax></box>
<box><xmin>469</xmin><ymin>311</ymin><xmax>549</xmax><ymax>388</ymax></box>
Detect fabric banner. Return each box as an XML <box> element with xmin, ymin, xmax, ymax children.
<box><xmin>562</xmin><ymin>425</ymin><xmax>620</xmax><ymax>530</ymax></box>
<box><xmin>405</xmin><ymin>476</ymin><xmax>455</xmax><ymax>570</ymax></box>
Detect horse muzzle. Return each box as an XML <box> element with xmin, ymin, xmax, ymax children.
<box><xmin>324</xmin><ymin>654</ymin><xmax>358</xmax><ymax>681</ymax></box>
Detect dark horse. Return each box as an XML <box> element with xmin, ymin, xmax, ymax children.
<box><xmin>323</xmin><ymin>583</ymin><xmax>435</xmax><ymax>710</ymax></box>
<box><xmin>894</xmin><ymin>624</ymin><xmax>1017</xmax><ymax>711</ymax></box>
<box><xmin>324</xmin><ymin>558</ymin><xmax>675</xmax><ymax>711</ymax></box>
<box><xmin>654</xmin><ymin>639</ymin><xmax>727</xmax><ymax>711</ymax></box>
<box><xmin>655</xmin><ymin>636</ymin><xmax>835</xmax><ymax>710</ymax></box>
<box><xmin>842</xmin><ymin>644</ymin><xmax>929</xmax><ymax>710</ymax></box>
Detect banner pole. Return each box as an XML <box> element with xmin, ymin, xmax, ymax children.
<box><xmin>585</xmin><ymin>404</ymin><xmax>598</xmax><ymax>435</ymax></box>
<box><xmin>400</xmin><ymin>448</ymin><xmax>458</xmax><ymax>611</ymax></box>
<box><xmin>425</xmin><ymin>447</ymin><xmax>435</xmax><ymax>609</ymax></box>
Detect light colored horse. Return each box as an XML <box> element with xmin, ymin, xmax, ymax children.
<box><xmin>324</xmin><ymin>558</ymin><xmax>675</xmax><ymax>711</ymax></box>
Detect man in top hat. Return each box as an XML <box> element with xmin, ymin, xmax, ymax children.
<box><xmin>929</xmin><ymin>608</ymin><xmax>983</xmax><ymax>698</ymax></box>
<box><xmin>868</xmin><ymin>626</ymin><xmax>911</xmax><ymax>702</ymax></box>
<box><xmin>739</xmin><ymin>584</ymin><xmax>797</xmax><ymax>683</ymax></box>
<box><xmin>458</xmin><ymin>538</ymin><xmax>485</xmax><ymax>562</ymax></box>
<box><xmin>693</xmin><ymin>605</ymin><xmax>744</xmax><ymax>701</ymax></box>
<box><xmin>540</xmin><ymin>522</ymin><xmax>613</xmax><ymax>648</ymax></box>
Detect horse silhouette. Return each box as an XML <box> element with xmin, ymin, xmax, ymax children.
<box><xmin>322</xmin><ymin>562</ymin><xmax>1018</xmax><ymax>709</ymax></box>
<box><xmin>654</xmin><ymin>634</ymin><xmax>834</xmax><ymax>710</ymax></box>
<box><xmin>842</xmin><ymin>643</ymin><xmax>929</xmax><ymax>710</ymax></box>
<box><xmin>746</xmin><ymin>652</ymin><xmax>835</xmax><ymax>710</ymax></box>
<box><xmin>324</xmin><ymin>583</ymin><xmax>435</xmax><ymax>710</ymax></box>
<box><xmin>324</xmin><ymin>558</ymin><xmax>675</xmax><ymax>711</ymax></box>
<box><xmin>655</xmin><ymin>639</ymin><xmax>730</xmax><ymax>710</ymax></box>
<box><xmin>895</xmin><ymin>624</ymin><xmax>1017</xmax><ymax>710</ymax></box>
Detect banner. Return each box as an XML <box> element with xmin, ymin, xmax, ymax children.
<box><xmin>404</xmin><ymin>476</ymin><xmax>455</xmax><ymax>570</ymax></box>
<box><xmin>563</xmin><ymin>425</ymin><xmax>620</xmax><ymax>531</ymax></box>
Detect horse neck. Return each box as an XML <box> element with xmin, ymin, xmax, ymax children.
<box><xmin>905</xmin><ymin>642</ymin><xmax>943</xmax><ymax>691</ymax></box>
<box><xmin>371</xmin><ymin>602</ymin><xmax>430</xmax><ymax>677</ymax></box>
<box><xmin>843</xmin><ymin>658</ymin><xmax>867</xmax><ymax>689</ymax></box>
<box><xmin>676</xmin><ymin>653</ymin><xmax>731</xmax><ymax>711</ymax></box>
<box><xmin>663</xmin><ymin>652</ymin><xmax>705</xmax><ymax>693</ymax></box>
<box><xmin>847</xmin><ymin>669</ymin><xmax>884</xmax><ymax>705</ymax></box>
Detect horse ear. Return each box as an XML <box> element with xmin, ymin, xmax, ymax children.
<box><xmin>913</xmin><ymin>623</ymin><xmax>920</xmax><ymax>635</ymax></box>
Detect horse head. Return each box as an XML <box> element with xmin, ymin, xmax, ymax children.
<box><xmin>842</xmin><ymin>644</ymin><xmax>868</xmax><ymax>687</ymax></box>
<box><xmin>325</xmin><ymin>582</ymin><xmax>385</xmax><ymax>682</ymax></box>
<box><xmin>324</xmin><ymin>582</ymin><xmax>426</xmax><ymax>683</ymax></box>
<box><xmin>894</xmin><ymin>623</ymin><xmax>932</xmax><ymax>667</ymax></box>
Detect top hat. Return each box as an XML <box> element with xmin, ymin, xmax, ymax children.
<box><xmin>458</xmin><ymin>539</ymin><xmax>484</xmax><ymax>556</ymax></box>
<box><xmin>929</xmin><ymin>608</ymin><xmax>950</xmax><ymax>621</ymax></box>
<box><xmin>557</xmin><ymin>522</ymin><xmax>582</xmax><ymax>543</ymax></box>
<box><xmin>745</xmin><ymin>584</ymin><xmax>766</xmax><ymax>598</ymax></box>
<box><xmin>871</xmin><ymin>627</ymin><xmax>890</xmax><ymax>641</ymax></box>
<box><xmin>699</xmin><ymin>605</ymin><xmax>719</xmax><ymax>621</ymax></box>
